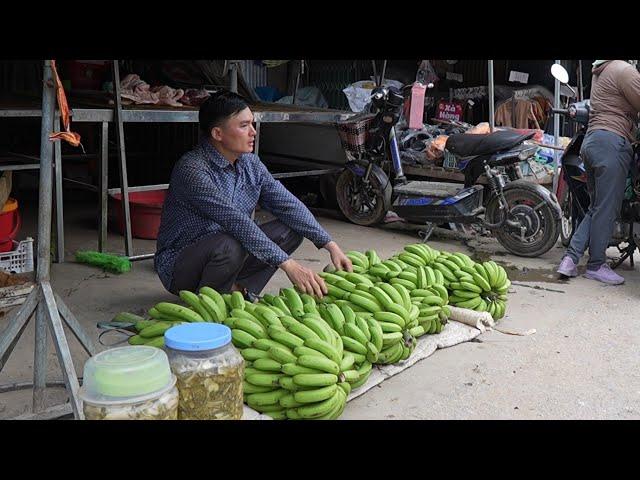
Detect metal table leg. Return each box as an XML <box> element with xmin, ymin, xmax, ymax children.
<box><xmin>254</xmin><ymin>120</ymin><xmax>261</xmax><ymax>155</ymax></box>
<box><xmin>112</xmin><ymin>60</ymin><xmax>133</xmax><ymax>257</ymax></box>
<box><xmin>32</xmin><ymin>72</ymin><xmax>57</xmax><ymax>412</ymax></box>
<box><xmin>53</xmin><ymin>117</ymin><xmax>64</xmax><ymax>263</ymax></box>
<box><xmin>99</xmin><ymin>121</ymin><xmax>108</xmax><ymax>252</ymax></box>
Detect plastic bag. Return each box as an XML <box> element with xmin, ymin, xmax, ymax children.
<box><xmin>343</xmin><ymin>78</ymin><xmax>404</xmax><ymax>112</ymax></box>
<box><xmin>465</xmin><ymin>122</ymin><xmax>491</xmax><ymax>135</ymax></box>
<box><xmin>425</xmin><ymin>135</ymin><xmax>449</xmax><ymax>161</ymax></box>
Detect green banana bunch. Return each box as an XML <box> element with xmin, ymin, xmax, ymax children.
<box><xmin>445</xmin><ymin>259</ymin><xmax>510</xmax><ymax>320</ymax></box>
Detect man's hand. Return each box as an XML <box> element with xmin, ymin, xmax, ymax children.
<box><xmin>279</xmin><ymin>259</ymin><xmax>328</xmax><ymax>298</ymax></box>
<box><xmin>324</xmin><ymin>241</ymin><xmax>353</xmax><ymax>272</ymax></box>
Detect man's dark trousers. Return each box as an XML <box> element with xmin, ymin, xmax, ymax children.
<box><xmin>169</xmin><ymin>219</ymin><xmax>303</xmax><ymax>295</ymax></box>
<box><xmin>565</xmin><ymin>129</ymin><xmax>633</xmax><ymax>269</ymax></box>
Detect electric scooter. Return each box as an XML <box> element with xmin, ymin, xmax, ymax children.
<box><xmin>335</xmin><ymin>83</ymin><xmax>562</xmax><ymax>258</ymax></box>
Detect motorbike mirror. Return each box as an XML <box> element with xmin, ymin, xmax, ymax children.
<box><xmin>551</xmin><ymin>64</ymin><xmax>570</xmax><ymax>84</ymax></box>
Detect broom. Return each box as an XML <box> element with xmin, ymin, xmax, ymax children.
<box><xmin>75</xmin><ymin>250</ymin><xmax>131</xmax><ymax>274</ymax></box>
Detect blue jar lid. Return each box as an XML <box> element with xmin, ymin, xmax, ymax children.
<box><xmin>164</xmin><ymin>323</ymin><xmax>231</xmax><ymax>351</ymax></box>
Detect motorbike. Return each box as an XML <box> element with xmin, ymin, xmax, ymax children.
<box><xmin>334</xmin><ymin>82</ymin><xmax>562</xmax><ymax>258</ymax></box>
<box><xmin>551</xmin><ymin>64</ymin><xmax>640</xmax><ymax>268</ymax></box>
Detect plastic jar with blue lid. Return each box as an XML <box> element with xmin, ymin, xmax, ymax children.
<box><xmin>164</xmin><ymin>323</ymin><xmax>244</xmax><ymax>420</ymax></box>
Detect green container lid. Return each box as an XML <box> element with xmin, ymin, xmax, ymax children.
<box><xmin>80</xmin><ymin>346</ymin><xmax>172</xmax><ymax>402</ymax></box>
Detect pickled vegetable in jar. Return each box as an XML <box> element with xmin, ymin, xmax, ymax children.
<box><xmin>165</xmin><ymin>323</ymin><xmax>244</xmax><ymax>420</ymax></box>
<box><xmin>79</xmin><ymin>346</ymin><xmax>179</xmax><ymax>420</ymax></box>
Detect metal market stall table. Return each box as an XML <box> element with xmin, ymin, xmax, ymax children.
<box><xmin>0</xmin><ymin>98</ymin><xmax>354</xmax><ymax>262</ymax></box>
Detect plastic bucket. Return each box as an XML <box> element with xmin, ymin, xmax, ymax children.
<box><xmin>110</xmin><ymin>190</ymin><xmax>166</xmax><ymax>240</ymax></box>
<box><xmin>0</xmin><ymin>198</ymin><xmax>21</xmax><ymax>253</ymax></box>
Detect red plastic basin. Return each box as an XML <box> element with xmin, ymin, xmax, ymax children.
<box><xmin>110</xmin><ymin>190</ymin><xmax>166</xmax><ymax>240</ymax></box>
<box><xmin>0</xmin><ymin>198</ymin><xmax>21</xmax><ymax>253</ymax></box>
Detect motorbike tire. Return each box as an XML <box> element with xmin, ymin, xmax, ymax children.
<box><xmin>559</xmin><ymin>189</ymin><xmax>575</xmax><ymax>247</ymax></box>
<box><xmin>336</xmin><ymin>168</ymin><xmax>391</xmax><ymax>226</ymax></box>
<box><xmin>485</xmin><ymin>186</ymin><xmax>561</xmax><ymax>258</ymax></box>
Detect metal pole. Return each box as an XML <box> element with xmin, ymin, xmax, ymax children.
<box><xmin>552</xmin><ymin>59</ymin><xmax>562</xmax><ymax>194</ymax></box>
<box><xmin>371</xmin><ymin>60</ymin><xmax>378</xmax><ymax>87</ymax></box>
<box><xmin>230</xmin><ymin>62</ymin><xmax>238</xmax><ymax>93</ymax></box>
<box><xmin>292</xmin><ymin>60</ymin><xmax>302</xmax><ymax>105</ymax></box>
<box><xmin>254</xmin><ymin>121</ymin><xmax>261</xmax><ymax>155</ymax></box>
<box><xmin>577</xmin><ymin>60</ymin><xmax>584</xmax><ymax>102</ymax></box>
<box><xmin>112</xmin><ymin>60</ymin><xmax>133</xmax><ymax>257</ymax></box>
<box><xmin>33</xmin><ymin>60</ymin><xmax>56</xmax><ymax>412</ymax></box>
<box><xmin>488</xmin><ymin>60</ymin><xmax>495</xmax><ymax>132</ymax></box>
<box><xmin>99</xmin><ymin>121</ymin><xmax>108</xmax><ymax>252</ymax></box>
<box><xmin>53</xmin><ymin>117</ymin><xmax>64</xmax><ymax>263</ymax></box>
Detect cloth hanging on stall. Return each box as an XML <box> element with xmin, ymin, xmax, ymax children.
<box><xmin>494</xmin><ymin>97</ymin><xmax>549</xmax><ymax>130</ymax></box>
<box><xmin>48</xmin><ymin>60</ymin><xmax>83</xmax><ymax>149</ymax></box>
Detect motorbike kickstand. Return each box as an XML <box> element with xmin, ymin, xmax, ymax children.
<box><xmin>418</xmin><ymin>223</ymin><xmax>435</xmax><ymax>243</ymax></box>
<box><xmin>611</xmin><ymin>243</ymin><xmax>635</xmax><ymax>270</ymax></box>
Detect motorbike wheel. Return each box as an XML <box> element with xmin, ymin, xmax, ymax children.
<box><xmin>336</xmin><ymin>168</ymin><xmax>391</xmax><ymax>226</ymax></box>
<box><xmin>485</xmin><ymin>187</ymin><xmax>561</xmax><ymax>257</ymax></box>
<box><xmin>559</xmin><ymin>189</ymin><xmax>575</xmax><ymax>247</ymax></box>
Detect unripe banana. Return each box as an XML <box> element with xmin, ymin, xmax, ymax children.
<box><xmin>246</xmin><ymin>389</ymin><xmax>288</xmax><ymax>407</ymax></box>
<box><xmin>348</xmin><ymin>293</ymin><xmax>382</xmax><ymax>313</ymax></box>
<box><xmin>303</xmin><ymin>337</ymin><xmax>341</xmax><ymax>365</ymax></box>
<box><xmin>382</xmin><ymin>332</ymin><xmax>403</xmax><ymax>348</ymax></box>
<box><xmin>373</xmin><ymin>311</ymin><xmax>406</xmax><ymax>328</ymax></box>
<box><xmin>233</xmin><ymin>317</ymin><xmax>268</xmax><ymax>340</ymax></box>
<box><xmin>340</xmin><ymin>353</ymin><xmax>356</xmax><ymax>372</ymax></box>
<box><xmin>296</xmin><ymin>389</ymin><xmax>343</xmax><ymax>418</ymax></box>
<box><xmin>301</xmin><ymin>315</ymin><xmax>334</xmax><ymax>344</ymax></box>
<box><xmin>242</xmin><ymin>348</ymin><xmax>272</xmax><ymax>362</ymax></box>
<box><xmin>268</xmin><ymin>327</ymin><xmax>305</xmax><ymax>349</ymax></box>
<box><xmin>279</xmin><ymin>393</ymin><xmax>304</xmax><ymax>409</ymax></box>
<box><xmin>455</xmin><ymin>296</ymin><xmax>483</xmax><ymax>310</ymax></box>
<box><xmin>268</xmin><ymin>345</ymin><xmax>297</xmax><ymax>364</ymax></box>
<box><xmin>245</xmin><ymin>372</ymin><xmax>285</xmax><ymax>387</ymax></box>
<box><xmin>294</xmin><ymin>384</ymin><xmax>339</xmax><ymax>405</ymax></box>
<box><xmin>378</xmin><ymin>321</ymin><xmax>403</xmax><ymax>333</ymax></box>
<box><xmin>344</xmin><ymin>322</ymin><xmax>369</xmax><ymax>346</ymax></box>
<box><xmin>281</xmin><ymin>362</ymin><xmax>323</xmax><ymax>376</ymax></box>
<box><xmin>365</xmin><ymin>317</ymin><xmax>384</xmax><ymax>352</ymax></box>
<box><xmin>278</xmin><ymin>376</ymin><xmax>301</xmax><ymax>391</ymax></box>
<box><xmin>293</xmin><ymin>373</ymin><xmax>338</xmax><ymax>388</ymax></box>
<box><xmin>231</xmin><ymin>329</ymin><xmax>256</xmax><ymax>349</ymax></box>
<box><xmin>243</xmin><ymin>381</ymin><xmax>277</xmax><ymax>394</ymax></box>
<box><xmin>341</xmin><ymin>335</ymin><xmax>368</xmax><ymax>355</ymax></box>
<box><xmin>297</xmin><ymin>354</ymin><xmax>340</xmax><ymax>375</ymax></box>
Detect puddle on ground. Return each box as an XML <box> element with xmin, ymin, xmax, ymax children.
<box><xmin>470</xmin><ymin>251</ymin><xmax>568</xmax><ymax>284</ymax></box>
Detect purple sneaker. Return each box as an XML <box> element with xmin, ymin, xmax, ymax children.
<box><xmin>557</xmin><ymin>256</ymin><xmax>578</xmax><ymax>277</ymax></box>
<box><xmin>584</xmin><ymin>263</ymin><xmax>625</xmax><ymax>285</ymax></box>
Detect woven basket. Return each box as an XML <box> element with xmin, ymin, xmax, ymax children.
<box><xmin>335</xmin><ymin>114</ymin><xmax>376</xmax><ymax>154</ymax></box>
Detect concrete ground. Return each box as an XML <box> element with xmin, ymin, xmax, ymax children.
<box><xmin>1</xmin><ymin>190</ymin><xmax>639</xmax><ymax>419</ymax></box>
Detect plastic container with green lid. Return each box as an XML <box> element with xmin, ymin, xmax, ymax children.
<box><xmin>79</xmin><ymin>346</ymin><xmax>179</xmax><ymax>420</ymax></box>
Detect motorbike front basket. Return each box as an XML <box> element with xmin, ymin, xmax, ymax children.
<box><xmin>335</xmin><ymin>113</ymin><xmax>376</xmax><ymax>154</ymax></box>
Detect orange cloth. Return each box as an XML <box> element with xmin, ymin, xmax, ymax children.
<box><xmin>49</xmin><ymin>60</ymin><xmax>82</xmax><ymax>149</ymax></box>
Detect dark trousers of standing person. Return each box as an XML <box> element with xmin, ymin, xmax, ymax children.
<box><xmin>565</xmin><ymin>129</ymin><xmax>633</xmax><ymax>269</ymax></box>
<box><xmin>169</xmin><ymin>220</ymin><xmax>303</xmax><ymax>296</ymax></box>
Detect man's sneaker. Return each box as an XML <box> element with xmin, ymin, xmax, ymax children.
<box><xmin>241</xmin><ymin>288</ymin><xmax>262</xmax><ymax>303</ymax></box>
<box><xmin>584</xmin><ymin>263</ymin><xmax>625</xmax><ymax>285</ymax></box>
<box><xmin>557</xmin><ymin>256</ymin><xmax>578</xmax><ymax>277</ymax></box>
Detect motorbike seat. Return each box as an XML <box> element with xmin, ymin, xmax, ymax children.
<box><xmin>445</xmin><ymin>130</ymin><xmax>535</xmax><ymax>158</ymax></box>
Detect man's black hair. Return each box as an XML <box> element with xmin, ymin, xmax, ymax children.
<box><xmin>199</xmin><ymin>91</ymin><xmax>249</xmax><ymax>135</ymax></box>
